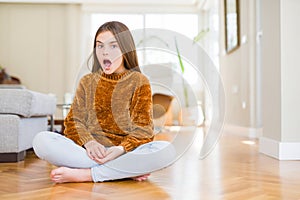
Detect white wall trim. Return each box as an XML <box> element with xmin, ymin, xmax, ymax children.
<box><xmin>259</xmin><ymin>137</ymin><xmax>300</xmax><ymax>160</ymax></box>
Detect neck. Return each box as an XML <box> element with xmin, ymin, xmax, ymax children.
<box><xmin>100</xmin><ymin>70</ymin><xmax>132</xmax><ymax>81</ymax></box>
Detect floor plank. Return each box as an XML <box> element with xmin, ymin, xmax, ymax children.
<box><xmin>1</xmin><ymin>126</ymin><xmax>300</xmax><ymax>200</ymax></box>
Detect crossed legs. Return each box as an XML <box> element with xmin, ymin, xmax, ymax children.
<box><xmin>33</xmin><ymin>131</ymin><xmax>176</xmax><ymax>183</ymax></box>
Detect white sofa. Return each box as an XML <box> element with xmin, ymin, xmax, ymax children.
<box><xmin>0</xmin><ymin>87</ymin><xmax>56</xmax><ymax>162</ymax></box>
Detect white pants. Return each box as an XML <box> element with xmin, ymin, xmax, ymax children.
<box><xmin>32</xmin><ymin>131</ymin><xmax>176</xmax><ymax>182</ymax></box>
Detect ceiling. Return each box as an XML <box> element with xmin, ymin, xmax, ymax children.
<box><xmin>0</xmin><ymin>0</ymin><xmax>203</xmax><ymax>5</ymax></box>
<box><xmin>0</xmin><ymin>0</ymin><xmax>212</xmax><ymax>12</ymax></box>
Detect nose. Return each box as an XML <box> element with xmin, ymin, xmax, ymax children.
<box><xmin>102</xmin><ymin>47</ymin><xmax>108</xmax><ymax>56</ymax></box>
<box><xmin>100</xmin><ymin>45</ymin><xmax>109</xmax><ymax>56</ymax></box>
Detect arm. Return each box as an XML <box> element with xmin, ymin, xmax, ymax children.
<box><xmin>120</xmin><ymin>79</ymin><xmax>154</xmax><ymax>152</ymax></box>
<box><xmin>63</xmin><ymin>76</ymin><xmax>111</xmax><ymax>162</ymax></box>
<box><xmin>63</xmin><ymin>77</ymin><xmax>95</xmax><ymax>146</ymax></box>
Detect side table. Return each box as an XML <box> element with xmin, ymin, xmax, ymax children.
<box><xmin>48</xmin><ymin>103</ymin><xmax>71</xmax><ymax>134</ymax></box>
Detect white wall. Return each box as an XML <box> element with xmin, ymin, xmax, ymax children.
<box><xmin>261</xmin><ymin>0</ymin><xmax>281</xmax><ymax>141</ymax></box>
<box><xmin>280</xmin><ymin>0</ymin><xmax>300</xmax><ymax>142</ymax></box>
<box><xmin>0</xmin><ymin>3</ymin><xmax>81</xmax><ymax>106</ymax></box>
<box><xmin>261</xmin><ymin>0</ymin><xmax>300</xmax><ymax>142</ymax></box>
<box><xmin>260</xmin><ymin>0</ymin><xmax>300</xmax><ymax>160</ymax></box>
<box><xmin>219</xmin><ymin>0</ymin><xmax>258</xmax><ymax>129</ymax></box>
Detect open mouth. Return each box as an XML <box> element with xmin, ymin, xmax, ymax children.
<box><xmin>103</xmin><ymin>59</ymin><xmax>112</xmax><ymax>69</ymax></box>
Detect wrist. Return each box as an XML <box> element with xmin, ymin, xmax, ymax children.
<box><xmin>117</xmin><ymin>145</ymin><xmax>125</xmax><ymax>153</ymax></box>
<box><xmin>84</xmin><ymin>139</ymin><xmax>96</xmax><ymax>147</ymax></box>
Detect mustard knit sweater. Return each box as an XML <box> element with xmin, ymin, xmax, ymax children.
<box><xmin>64</xmin><ymin>70</ymin><xmax>154</xmax><ymax>152</ymax></box>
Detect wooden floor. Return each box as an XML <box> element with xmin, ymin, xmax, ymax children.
<box><xmin>1</xmin><ymin>126</ymin><xmax>300</xmax><ymax>200</ymax></box>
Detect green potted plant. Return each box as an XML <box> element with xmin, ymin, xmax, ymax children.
<box><xmin>174</xmin><ymin>28</ymin><xmax>209</xmax><ymax>107</ymax></box>
<box><xmin>137</xmin><ymin>28</ymin><xmax>209</xmax><ymax>125</ymax></box>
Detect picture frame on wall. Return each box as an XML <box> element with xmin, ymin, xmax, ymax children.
<box><xmin>224</xmin><ymin>0</ymin><xmax>240</xmax><ymax>53</ymax></box>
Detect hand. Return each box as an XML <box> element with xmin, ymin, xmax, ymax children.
<box><xmin>97</xmin><ymin>146</ymin><xmax>125</xmax><ymax>164</ymax></box>
<box><xmin>84</xmin><ymin>140</ymin><xmax>106</xmax><ymax>163</ymax></box>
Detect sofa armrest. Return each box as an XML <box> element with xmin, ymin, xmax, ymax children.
<box><xmin>0</xmin><ymin>89</ymin><xmax>56</xmax><ymax>117</ymax></box>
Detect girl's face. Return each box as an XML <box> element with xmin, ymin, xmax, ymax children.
<box><xmin>95</xmin><ymin>31</ymin><xmax>125</xmax><ymax>74</ymax></box>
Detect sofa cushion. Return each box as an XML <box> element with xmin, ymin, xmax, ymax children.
<box><xmin>0</xmin><ymin>89</ymin><xmax>56</xmax><ymax>117</ymax></box>
<box><xmin>0</xmin><ymin>84</ymin><xmax>26</xmax><ymax>89</ymax></box>
<box><xmin>0</xmin><ymin>114</ymin><xmax>48</xmax><ymax>152</ymax></box>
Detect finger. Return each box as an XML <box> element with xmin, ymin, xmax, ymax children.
<box><xmin>98</xmin><ymin>156</ymin><xmax>110</xmax><ymax>164</ymax></box>
<box><xmin>86</xmin><ymin>149</ymin><xmax>95</xmax><ymax>160</ymax></box>
<box><xmin>94</xmin><ymin>147</ymin><xmax>105</xmax><ymax>159</ymax></box>
<box><xmin>136</xmin><ymin>177</ymin><xmax>147</xmax><ymax>181</ymax></box>
<box><xmin>135</xmin><ymin>177</ymin><xmax>143</xmax><ymax>181</ymax></box>
<box><xmin>94</xmin><ymin>147</ymin><xmax>123</xmax><ymax>164</ymax></box>
<box><xmin>93</xmin><ymin>156</ymin><xmax>108</xmax><ymax>164</ymax></box>
<box><xmin>97</xmin><ymin>151</ymin><xmax>116</xmax><ymax>164</ymax></box>
<box><xmin>104</xmin><ymin>148</ymin><xmax>123</xmax><ymax>161</ymax></box>
<box><xmin>105</xmin><ymin>148</ymin><xmax>113</xmax><ymax>156</ymax></box>
<box><xmin>98</xmin><ymin>146</ymin><xmax>106</xmax><ymax>157</ymax></box>
<box><xmin>132</xmin><ymin>174</ymin><xmax>150</xmax><ymax>181</ymax></box>
<box><xmin>51</xmin><ymin>175</ymin><xmax>61</xmax><ymax>181</ymax></box>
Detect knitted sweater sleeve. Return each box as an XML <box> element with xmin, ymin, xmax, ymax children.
<box><xmin>120</xmin><ymin>76</ymin><xmax>154</xmax><ymax>152</ymax></box>
<box><xmin>63</xmin><ymin>77</ymin><xmax>95</xmax><ymax>146</ymax></box>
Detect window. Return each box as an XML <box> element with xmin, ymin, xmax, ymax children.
<box><xmin>91</xmin><ymin>14</ymin><xmax>144</xmax><ymax>38</ymax></box>
<box><xmin>91</xmin><ymin>13</ymin><xmax>199</xmax><ymax>79</ymax></box>
<box><xmin>91</xmin><ymin>13</ymin><xmax>198</xmax><ymax>40</ymax></box>
<box><xmin>145</xmin><ymin>14</ymin><xmax>198</xmax><ymax>39</ymax></box>
<box><xmin>90</xmin><ymin>13</ymin><xmax>200</xmax><ymax>92</ymax></box>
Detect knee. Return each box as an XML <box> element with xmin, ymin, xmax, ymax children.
<box><xmin>148</xmin><ymin>141</ymin><xmax>177</xmax><ymax>171</ymax></box>
<box><xmin>162</xmin><ymin>141</ymin><xmax>176</xmax><ymax>160</ymax></box>
<box><xmin>33</xmin><ymin>131</ymin><xmax>50</xmax><ymax>147</ymax></box>
<box><xmin>151</xmin><ymin>141</ymin><xmax>174</xmax><ymax>151</ymax></box>
<box><xmin>32</xmin><ymin>131</ymin><xmax>54</xmax><ymax>158</ymax></box>
<box><xmin>158</xmin><ymin>141</ymin><xmax>177</xmax><ymax>169</ymax></box>
<box><xmin>151</xmin><ymin>141</ymin><xmax>177</xmax><ymax>160</ymax></box>
<box><xmin>152</xmin><ymin>140</ymin><xmax>171</xmax><ymax>148</ymax></box>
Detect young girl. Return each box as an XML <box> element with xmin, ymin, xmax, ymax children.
<box><xmin>33</xmin><ymin>21</ymin><xmax>176</xmax><ymax>183</ymax></box>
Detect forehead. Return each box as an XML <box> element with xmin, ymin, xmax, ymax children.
<box><xmin>96</xmin><ymin>31</ymin><xmax>117</xmax><ymax>43</ymax></box>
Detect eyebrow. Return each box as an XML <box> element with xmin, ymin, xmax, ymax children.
<box><xmin>96</xmin><ymin>40</ymin><xmax>118</xmax><ymax>44</ymax></box>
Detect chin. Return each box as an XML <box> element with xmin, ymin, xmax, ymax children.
<box><xmin>104</xmin><ymin>71</ymin><xmax>113</xmax><ymax>75</ymax></box>
<box><xmin>101</xmin><ymin>68</ymin><xmax>113</xmax><ymax>74</ymax></box>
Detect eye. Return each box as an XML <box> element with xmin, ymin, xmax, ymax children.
<box><xmin>111</xmin><ymin>44</ymin><xmax>118</xmax><ymax>49</ymax></box>
<box><xmin>97</xmin><ymin>44</ymin><xmax>104</xmax><ymax>49</ymax></box>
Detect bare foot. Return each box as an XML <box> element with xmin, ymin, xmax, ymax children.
<box><xmin>50</xmin><ymin>167</ymin><xmax>92</xmax><ymax>183</ymax></box>
<box><xmin>132</xmin><ymin>174</ymin><xmax>151</xmax><ymax>182</ymax></box>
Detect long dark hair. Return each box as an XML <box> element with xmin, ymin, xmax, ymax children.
<box><xmin>90</xmin><ymin>21</ymin><xmax>141</xmax><ymax>73</ymax></box>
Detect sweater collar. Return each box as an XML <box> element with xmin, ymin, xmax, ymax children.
<box><xmin>100</xmin><ymin>70</ymin><xmax>132</xmax><ymax>81</ymax></box>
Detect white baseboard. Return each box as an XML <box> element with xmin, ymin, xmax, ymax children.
<box><xmin>259</xmin><ymin>137</ymin><xmax>300</xmax><ymax>160</ymax></box>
